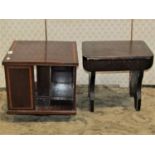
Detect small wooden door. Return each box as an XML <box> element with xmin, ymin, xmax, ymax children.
<box><xmin>5</xmin><ymin>65</ymin><xmax>34</xmax><ymax>110</ymax></box>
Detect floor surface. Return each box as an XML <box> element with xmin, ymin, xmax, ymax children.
<box><xmin>0</xmin><ymin>86</ymin><xmax>155</xmax><ymax>135</ymax></box>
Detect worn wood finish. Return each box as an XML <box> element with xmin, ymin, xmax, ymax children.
<box><xmin>82</xmin><ymin>41</ymin><xmax>154</xmax><ymax>112</ymax></box>
<box><xmin>2</xmin><ymin>41</ymin><xmax>78</xmax><ymax>115</ymax></box>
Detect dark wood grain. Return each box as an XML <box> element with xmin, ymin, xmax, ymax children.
<box><xmin>6</xmin><ymin>66</ymin><xmax>34</xmax><ymax>110</ymax></box>
<box><xmin>83</xmin><ymin>41</ymin><xmax>153</xmax><ymax>71</ymax></box>
<box><xmin>46</xmin><ymin>42</ymin><xmax>78</xmax><ymax>65</ymax></box>
<box><xmin>2</xmin><ymin>41</ymin><xmax>78</xmax><ymax>115</ymax></box>
<box><xmin>82</xmin><ymin>40</ymin><xmax>154</xmax><ymax>112</ymax></box>
<box><xmin>83</xmin><ymin>41</ymin><xmax>153</xmax><ymax>59</ymax></box>
<box><xmin>3</xmin><ymin>41</ymin><xmax>78</xmax><ymax>66</ymax></box>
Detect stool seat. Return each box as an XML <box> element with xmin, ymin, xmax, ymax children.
<box><xmin>83</xmin><ymin>41</ymin><xmax>153</xmax><ymax>71</ymax></box>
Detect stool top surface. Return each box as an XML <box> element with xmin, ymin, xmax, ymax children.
<box><xmin>82</xmin><ymin>41</ymin><xmax>153</xmax><ymax>60</ymax></box>
<box><xmin>3</xmin><ymin>41</ymin><xmax>78</xmax><ymax>66</ymax></box>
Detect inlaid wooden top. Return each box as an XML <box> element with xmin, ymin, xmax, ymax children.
<box><xmin>82</xmin><ymin>41</ymin><xmax>153</xmax><ymax>60</ymax></box>
<box><xmin>3</xmin><ymin>41</ymin><xmax>78</xmax><ymax>66</ymax></box>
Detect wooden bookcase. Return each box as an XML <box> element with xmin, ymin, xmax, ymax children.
<box><xmin>2</xmin><ymin>41</ymin><xmax>78</xmax><ymax>115</ymax></box>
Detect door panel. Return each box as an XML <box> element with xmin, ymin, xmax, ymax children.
<box><xmin>6</xmin><ymin>66</ymin><xmax>34</xmax><ymax>110</ymax></box>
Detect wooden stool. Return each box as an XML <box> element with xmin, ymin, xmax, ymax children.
<box><xmin>82</xmin><ymin>41</ymin><xmax>153</xmax><ymax>112</ymax></box>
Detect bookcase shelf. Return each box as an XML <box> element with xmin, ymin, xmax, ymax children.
<box><xmin>36</xmin><ymin>66</ymin><xmax>75</xmax><ymax>113</ymax></box>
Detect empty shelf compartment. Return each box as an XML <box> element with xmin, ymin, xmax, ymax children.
<box><xmin>51</xmin><ymin>66</ymin><xmax>73</xmax><ymax>83</ymax></box>
<box><xmin>51</xmin><ymin>83</ymin><xmax>73</xmax><ymax>100</ymax></box>
<box><xmin>51</xmin><ymin>66</ymin><xmax>74</xmax><ymax>101</ymax></box>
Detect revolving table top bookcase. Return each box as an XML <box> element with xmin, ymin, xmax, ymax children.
<box><xmin>2</xmin><ymin>41</ymin><xmax>78</xmax><ymax>115</ymax></box>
